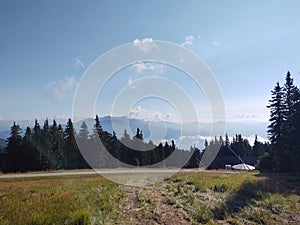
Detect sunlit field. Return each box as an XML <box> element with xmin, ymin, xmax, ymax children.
<box><xmin>160</xmin><ymin>172</ymin><xmax>300</xmax><ymax>224</ymax></box>
<box><xmin>0</xmin><ymin>175</ymin><xmax>123</xmax><ymax>225</ymax></box>
<box><xmin>0</xmin><ymin>171</ymin><xmax>299</xmax><ymax>225</ymax></box>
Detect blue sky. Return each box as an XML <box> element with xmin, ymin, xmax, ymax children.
<box><xmin>1</xmin><ymin>0</ymin><xmax>300</xmax><ymax>124</ymax></box>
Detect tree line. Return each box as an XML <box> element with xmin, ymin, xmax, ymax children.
<box><xmin>0</xmin><ymin>115</ymin><xmax>196</xmax><ymax>172</ymax></box>
<box><xmin>186</xmin><ymin>134</ymin><xmax>270</xmax><ymax>169</ymax></box>
<box><xmin>0</xmin><ymin>113</ymin><xmax>269</xmax><ymax>172</ymax></box>
<box><xmin>257</xmin><ymin>71</ymin><xmax>300</xmax><ymax>173</ymax></box>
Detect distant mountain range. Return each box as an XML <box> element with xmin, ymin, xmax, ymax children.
<box><xmin>0</xmin><ymin>116</ymin><xmax>269</xmax><ymax>149</ymax></box>
<box><xmin>77</xmin><ymin>116</ymin><xmax>269</xmax><ymax>149</ymax></box>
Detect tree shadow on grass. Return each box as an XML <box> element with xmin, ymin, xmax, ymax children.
<box><xmin>213</xmin><ymin>173</ymin><xmax>300</xmax><ymax>220</ymax></box>
<box><xmin>255</xmin><ymin>173</ymin><xmax>300</xmax><ymax>195</ymax></box>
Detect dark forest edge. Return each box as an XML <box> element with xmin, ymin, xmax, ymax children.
<box><xmin>0</xmin><ymin>114</ymin><xmax>267</xmax><ymax>173</ymax></box>
<box><xmin>208</xmin><ymin>71</ymin><xmax>300</xmax><ymax>174</ymax></box>
<box><xmin>0</xmin><ymin>71</ymin><xmax>299</xmax><ymax>175</ymax></box>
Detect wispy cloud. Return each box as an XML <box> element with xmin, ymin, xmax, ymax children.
<box><xmin>128</xmin><ymin>76</ymin><xmax>133</xmax><ymax>85</ymax></box>
<box><xmin>132</xmin><ymin>62</ymin><xmax>164</xmax><ymax>74</ymax></box>
<box><xmin>128</xmin><ymin>107</ymin><xmax>179</xmax><ymax>123</ymax></box>
<box><xmin>181</xmin><ymin>35</ymin><xmax>195</xmax><ymax>47</ymax></box>
<box><xmin>213</xmin><ymin>40</ymin><xmax>220</xmax><ymax>46</ymax></box>
<box><xmin>48</xmin><ymin>115</ymin><xmax>69</xmax><ymax>123</ymax></box>
<box><xmin>133</xmin><ymin>38</ymin><xmax>158</xmax><ymax>53</ymax></box>
<box><xmin>44</xmin><ymin>76</ymin><xmax>77</xmax><ymax>101</ymax></box>
<box><xmin>229</xmin><ymin>113</ymin><xmax>261</xmax><ymax>120</ymax></box>
<box><xmin>74</xmin><ymin>57</ymin><xmax>85</xmax><ymax>69</ymax></box>
<box><xmin>127</xmin><ymin>76</ymin><xmax>138</xmax><ymax>88</ymax></box>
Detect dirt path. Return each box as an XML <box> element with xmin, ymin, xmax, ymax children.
<box><xmin>118</xmin><ymin>185</ymin><xmax>191</xmax><ymax>225</ymax></box>
<box><xmin>118</xmin><ymin>186</ymin><xmax>141</xmax><ymax>224</ymax></box>
<box><xmin>148</xmin><ymin>186</ymin><xmax>191</xmax><ymax>225</ymax></box>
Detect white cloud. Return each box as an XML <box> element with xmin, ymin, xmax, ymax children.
<box><xmin>44</xmin><ymin>76</ymin><xmax>77</xmax><ymax>101</ymax></box>
<box><xmin>128</xmin><ymin>76</ymin><xmax>133</xmax><ymax>85</ymax></box>
<box><xmin>132</xmin><ymin>62</ymin><xmax>164</xmax><ymax>74</ymax></box>
<box><xmin>127</xmin><ymin>76</ymin><xmax>138</xmax><ymax>89</ymax></box>
<box><xmin>127</xmin><ymin>76</ymin><xmax>139</xmax><ymax>89</ymax></box>
<box><xmin>132</xmin><ymin>62</ymin><xmax>148</xmax><ymax>73</ymax></box>
<box><xmin>43</xmin><ymin>115</ymin><xmax>69</xmax><ymax>125</ymax></box>
<box><xmin>228</xmin><ymin>113</ymin><xmax>263</xmax><ymax>122</ymax></box>
<box><xmin>128</xmin><ymin>107</ymin><xmax>179</xmax><ymax>123</ymax></box>
<box><xmin>74</xmin><ymin>57</ymin><xmax>85</xmax><ymax>69</ymax></box>
<box><xmin>133</xmin><ymin>38</ymin><xmax>157</xmax><ymax>53</ymax></box>
<box><xmin>181</xmin><ymin>35</ymin><xmax>195</xmax><ymax>47</ymax></box>
<box><xmin>213</xmin><ymin>40</ymin><xmax>220</xmax><ymax>46</ymax></box>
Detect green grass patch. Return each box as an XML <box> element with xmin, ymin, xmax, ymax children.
<box><xmin>1</xmin><ymin>171</ymin><xmax>299</xmax><ymax>224</ymax></box>
<box><xmin>159</xmin><ymin>172</ymin><xmax>300</xmax><ymax>224</ymax></box>
<box><xmin>0</xmin><ymin>175</ymin><xmax>123</xmax><ymax>225</ymax></box>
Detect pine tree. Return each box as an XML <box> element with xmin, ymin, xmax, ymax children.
<box><xmin>77</xmin><ymin>121</ymin><xmax>89</xmax><ymax>168</ymax></box>
<box><xmin>282</xmin><ymin>72</ymin><xmax>299</xmax><ymax>172</ymax></box>
<box><xmin>22</xmin><ymin>127</ymin><xmax>41</xmax><ymax>171</ymax></box>
<box><xmin>32</xmin><ymin>119</ymin><xmax>42</xmax><ymax>148</ymax></box>
<box><xmin>135</xmin><ymin>128</ymin><xmax>143</xmax><ymax>140</ymax></box>
<box><xmin>121</xmin><ymin>129</ymin><xmax>131</xmax><ymax>146</ymax></box>
<box><xmin>171</xmin><ymin>140</ymin><xmax>176</xmax><ymax>150</ymax></box>
<box><xmin>32</xmin><ymin>119</ymin><xmax>44</xmax><ymax>169</ymax></box>
<box><xmin>94</xmin><ymin>115</ymin><xmax>103</xmax><ymax>138</ymax></box>
<box><xmin>253</xmin><ymin>135</ymin><xmax>265</xmax><ymax>157</ymax></box>
<box><xmin>42</xmin><ymin>118</ymin><xmax>53</xmax><ymax>169</ymax></box>
<box><xmin>108</xmin><ymin>131</ymin><xmax>121</xmax><ymax>167</ymax></box>
<box><xmin>290</xmin><ymin>80</ymin><xmax>300</xmax><ymax>173</ymax></box>
<box><xmin>6</xmin><ymin>122</ymin><xmax>23</xmax><ymax>172</ymax></box>
<box><xmin>283</xmin><ymin>72</ymin><xmax>299</xmax><ymax>124</ymax></box>
<box><xmin>158</xmin><ymin>143</ymin><xmax>165</xmax><ymax>167</ymax></box>
<box><xmin>119</xmin><ymin>129</ymin><xmax>132</xmax><ymax>166</ymax></box>
<box><xmin>225</xmin><ymin>134</ymin><xmax>230</xmax><ymax>147</ymax></box>
<box><xmin>78</xmin><ymin>121</ymin><xmax>89</xmax><ymax>140</ymax></box>
<box><xmin>267</xmin><ymin>82</ymin><xmax>285</xmax><ymax>172</ymax></box>
<box><xmin>90</xmin><ymin>115</ymin><xmax>107</xmax><ymax>168</ymax></box>
<box><xmin>292</xmin><ymin>99</ymin><xmax>300</xmax><ymax>173</ymax></box>
<box><xmin>222</xmin><ymin>134</ymin><xmax>231</xmax><ymax>156</ymax></box>
<box><xmin>50</xmin><ymin>120</ymin><xmax>65</xmax><ymax>169</ymax></box>
<box><xmin>64</xmin><ymin>118</ymin><xmax>81</xmax><ymax>169</ymax></box>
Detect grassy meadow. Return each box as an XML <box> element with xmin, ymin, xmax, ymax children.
<box><xmin>160</xmin><ymin>172</ymin><xmax>300</xmax><ymax>224</ymax></box>
<box><xmin>0</xmin><ymin>175</ymin><xmax>124</xmax><ymax>225</ymax></box>
<box><xmin>0</xmin><ymin>171</ymin><xmax>299</xmax><ymax>225</ymax></box>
